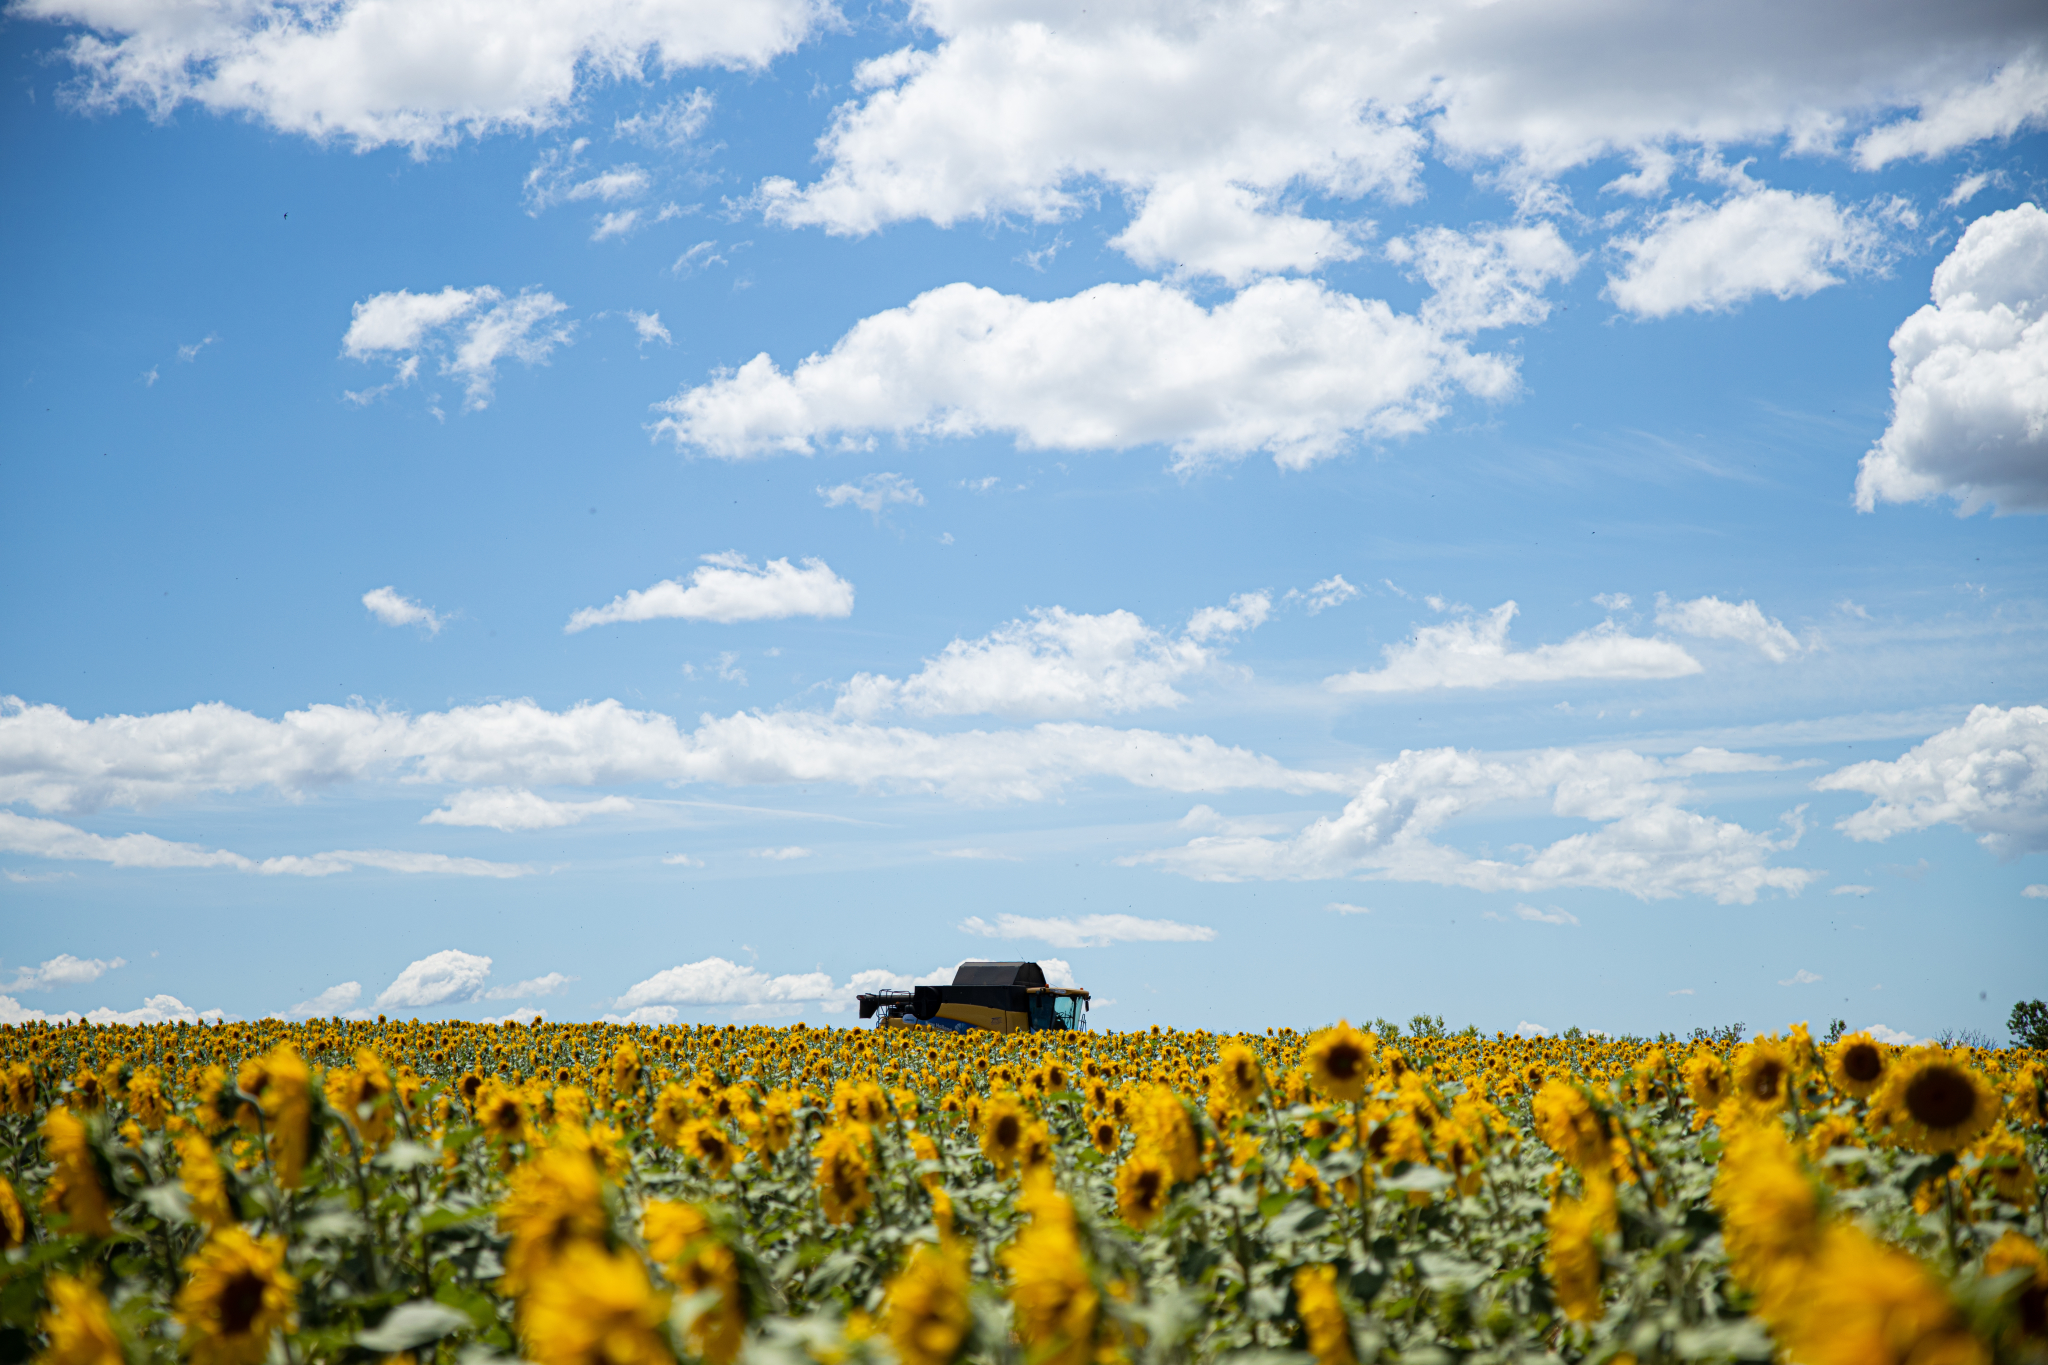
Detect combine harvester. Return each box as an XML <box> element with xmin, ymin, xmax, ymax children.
<box><xmin>856</xmin><ymin>960</ymin><xmax>1091</xmax><ymax>1033</ymax></box>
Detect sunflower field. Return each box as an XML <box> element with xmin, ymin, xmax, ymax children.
<box><xmin>2</xmin><ymin>1016</ymin><xmax>2046</xmax><ymax>1365</ymax></box>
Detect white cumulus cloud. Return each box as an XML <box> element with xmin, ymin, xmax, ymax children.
<box><xmin>1325</xmin><ymin>601</ymin><xmax>1700</xmax><ymax>693</ymax></box>
<box><xmin>343</xmin><ymin>285</ymin><xmax>572</xmax><ymax>410</ymax></box>
<box><xmin>22</xmin><ymin>0</ymin><xmax>824</xmax><ymax>154</ymax></box>
<box><xmin>818</xmin><ymin>472</ymin><xmax>925</xmax><ymax>516</ymax></box>
<box><xmin>1388</xmin><ymin>221</ymin><xmax>1580</xmax><ymax>333</ymax></box>
<box><xmin>283</xmin><ymin>982</ymin><xmax>364</xmax><ymax>1018</ymax></box>
<box><xmin>1855</xmin><ymin>202</ymin><xmax>2048</xmax><ymax>516</ymax></box>
<box><xmin>1486</xmin><ymin>903</ymin><xmax>1579</xmax><ymax>925</ymax></box>
<box><xmin>483</xmin><ymin>972</ymin><xmax>575</xmax><ymax>1000</ymax></box>
<box><xmin>750</xmin><ymin>846</ymin><xmax>813</xmax><ymax>860</ymax></box>
<box><xmin>0</xmin><ymin>993</ymin><xmax>227</xmax><ymax>1027</ymax></box>
<box><xmin>1853</xmin><ymin>57</ymin><xmax>2048</xmax><ymax>168</ymax></box>
<box><xmin>651</xmin><ymin>278</ymin><xmax>1518</xmax><ymax>472</ymax></box>
<box><xmin>1779</xmin><ymin>968</ymin><xmax>1823</xmax><ymax>985</ymax></box>
<box><xmin>959</xmin><ymin>913</ymin><xmax>1217</xmax><ymax>948</ymax></box>
<box><xmin>0</xmin><ymin>692</ymin><xmax>1347</xmax><ymax>813</ymax></box>
<box><xmin>7</xmin><ymin>954</ymin><xmax>126</xmax><ymax>991</ymax></box>
<box><xmin>1127</xmin><ymin>744</ymin><xmax>1819</xmax><ymax>905</ymax></box>
<box><xmin>422</xmin><ymin>788</ymin><xmax>633</xmax><ymax>831</ymax></box>
<box><xmin>376</xmin><ymin>949</ymin><xmax>493</xmax><ymax>1009</ymax></box>
<box><xmin>566</xmin><ymin>552</ymin><xmax>854</xmax><ymax>631</ymax></box>
<box><xmin>755</xmin><ymin>0</ymin><xmax>2039</xmax><ymax>247</ymax></box>
<box><xmin>615</xmin><ymin>957</ymin><xmax>843</xmax><ymax>1017</ymax></box>
<box><xmin>1815</xmin><ymin>704</ymin><xmax>2048</xmax><ymax>857</ymax></box>
<box><xmin>0</xmin><ymin>811</ymin><xmax>533</xmax><ymax>878</ymax></box>
<box><xmin>1607</xmin><ymin>184</ymin><xmax>1885</xmax><ymax>318</ymax></box>
<box><xmin>362</xmin><ymin>586</ymin><xmax>445</xmax><ymax>633</ymax></box>
<box><xmin>1654</xmin><ymin>594</ymin><xmax>1801</xmax><ymax>661</ymax></box>
<box><xmin>1288</xmin><ymin>576</ymin><xmax>1360</xmax><ymax>615</ymax></box>
<box><xmin>838</xmin><ymin>595</ymin><xmax>1266</xmax><ymax>721</ymax></box>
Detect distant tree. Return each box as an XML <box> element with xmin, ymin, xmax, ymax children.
<box><xmin>2011</xmin><ymin>999</ymin><xmax>2048</xmax><ymax>1050</ymax></box>
<box><xmin>1408</xmin><ymin>1013</ymin><xmax>1446</xmax><ymax>1039</ymax></box>
<box><xmin>1936</xmin><ymin>1027</ymin><xmax>1999</xmax><ymax>1049</ymax></box>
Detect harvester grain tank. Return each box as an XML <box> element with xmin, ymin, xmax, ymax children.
<box><xmin>855</xmin><ymin>960</ymin><xmax>1090</xmax><ymax>1033</ymax></box>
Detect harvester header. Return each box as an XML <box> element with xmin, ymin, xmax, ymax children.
<box><xmin>856</xmin><ymin>960</ymin><xmax>1090</xmax><ymax>1033</ymax></box>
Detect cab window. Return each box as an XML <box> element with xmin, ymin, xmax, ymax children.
<box><xmin>1027</xmin><ymin>994</ymin><xmax>1055</xmax><ymax>1030</ymax></box>
<box><xmin>1053</xmin><ymin>995</ymin><xmax>1079</xmax><ymax>1029</ymax></box>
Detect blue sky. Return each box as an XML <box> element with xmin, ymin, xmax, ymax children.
<box><xmin>3</xmin><ymin>0</ymin><xmax>2045</xmax><ymax>1040</ymax></box>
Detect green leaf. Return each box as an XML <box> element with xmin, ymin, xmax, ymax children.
<box><xmin>1380</xmin><ymin>1164</ymin><xmax>1451</xmax><ymax>1194</ymax></box>
<box><xmin>375</xmin><ymin>1140</ymin><xmax>440</xmax><ymax>1173</ymax></box>
<box><xmin>358</xmin><ymin>1302</ymin><xmax>475</xmax><ymax>1352</ymax></box>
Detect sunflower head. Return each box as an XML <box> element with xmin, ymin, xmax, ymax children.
<box><xmin>884</xmin><ymin>1242</ymin><xmax>972</xmax><ymax>1365</ymax></box>
<box><xmin>1090</xmin><ymin>1118</ymin><xmax>1119</xmax><ymax>1156</ymax></box>
<box><xmin>1304</xmin><ymin>1023</ymin><xmax>1376</xmax><ymax>1103</ymax></box>
<box><xmin>1733</xmin><ymin>1039</ymin><xmax>1794</xmax><ymax>1114</ymax></box>
<box><xmin>1218</xmin><ymin>1042</ymin><xmax>1267</xmax><ymax>1107</ymax></box>
<box><xmin>1826</xmin><ymin>1033</ymin><xmax>1889</xmax><ymax>1100</ymax></box>
<box><xmin>815</xmin><ymin>1127</ymin><xmax>873</xmax><ymax>1225</ymax></box>
<box><xmin>175</xmin><ymin>1229</ymin><xmax>298</xmax><ymax>1365</ymax></box>
<box><xmin>40</xmin><ymin>1274</ymin><xmax>123</xmax><ymax>1365</ymax></box>
<box><xmin>1293</xmin><ymin>1264</ymin><xmax>1357</xmax><ymax>1365</ymax></box>
<box><xmin>1115</xmin><ymin>1151</ymin><xmax>1171</xmax><ymax>1229</ymax></box>
<box><xmin>1875</xmin><ymin>1047</ymin><xmax>2000</xmax><ymax>1154</ymax></box>
<box><xmin>982</xmin><ymin>1094</ymin><xmax>1028</xmax><ymax>1173</ymax></box>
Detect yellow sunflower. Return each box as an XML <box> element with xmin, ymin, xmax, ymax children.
<box><xmin>679</xmin><ymin>1120</ymin><xmax>737</xmax><ymax>1179</ymax></box>
<box><xmin>178</xmin><ymin>1130</ymin><xmax>235</xmax><ymax>1229</ymax></box>
<box><xmin>1778</xmin><ymin>1224</ymin><xmax>1986</xmax><ymax>1365</ymax></box>
<box><xmin>1681</xmin><ymin>1051</ymin><xmax>1730</xmax><ymax>1124</ymax></box>
<box><xmin>815</xmin><ymin>1126</ymin><xmax>873</xmax><ymax>1225</ymax></box>
<box><xmin>0</xmin><ymin>1176</ymin><xmax>24</xmax><ymax>1250</ymax></box>
<box><xmin>1292</xmin><ymin>1265</ymin><xmax>1355</xmax><ymax>1365</ymax></box>
<box><xmin>519</xmin><ymin>1243</ymin><xmax>673</xmax><ymax>1365</ymax></box>
<box><xmin>40</xmin><ymin>1107</ymin><xmax>112</xmax><ymax>1238</ymax></box>
<box><xmin>1114</xmin><ymin>1150</ymin><xmax>1172</xmax><ymax>1230</ymax></box>
<box><xmin>643</xmin><ymin>1201</ymin><xmax>743</xmax><ymax>1365</ymax></box>
<box><xmin>1874</xmin><ymin>1047</ymin><xmax>2000</xmax><ymax>1154</ymax></box>
<box><xmin>1732</xmin><ymin>1038</ymin><xmax>1793</xmax><ymax>1115</ymax></box>
<box><xmin>498</xmin><ymin>1145</ymin><xmax>608</xmax><ymax>1297</ymax></box>
<box><xmin>1825</xmin><ymin>1032</ymin><xmax>1889</xmax><ymax>1100</ymax></box>
<box><xmin>650</xmin><ymin>1083</ymin><xmax>693</xmax><ymax>1148</ymax></box>
<box><xmin>884</xmin><ymin>1242</ymin><xmax>972</xmax><ymax>1365</ymax></box>
<box><xmin>39</xmin><ymin>1274</ymin><xmax>123</xmax><ymax>1365</ymax></box>
<box><xmin>1983</xmin><ymin>1231</ymin><xmax>2046</xmax><ymax>1347</ymax></box>
<box><xmin>1089</xmin><ymin>1116</ymin><xmax>1120</xmax><ymax>1157</ymax></box>
<box><xmin>981</xmin><ymin>1094</ymin><xmax>1029</xmax><ymax>1175</ymax></box>
<box><xmin>1303</xmin><ymin>1023</ymin><xmax>1375</xmax><ymax>1103</ymax></box>
<box><xmin>1002</xmin><ymin>1217</ymin><xmax>1098</xmax><ymax>1365</ymax></box>
<box><xmin>1216</xmin><ymin>1042</ymin><xmax>1267</xmax><ymax>1110</ymax></box>
<box><xmin>1543</xmin><ymin>1187</ymin><xmax>1608</xmax><ymax>1324</ymax></box>
<box><xmin>175</xmin><ymin>1229</ymin><xmax>298</xmax><ymax>1365</ymax></box>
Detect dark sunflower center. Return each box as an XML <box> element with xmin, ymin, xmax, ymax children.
<box><xmin>994</xmin><ymin>1115</ymin><xmax>1021</xmax><ymax>1149</ymax></box>
<box><xmin>1841</xmin><ymin>1044</ymin><xmax>1882</xmax><ymax>1083</ymax></box>
<box><xmin>1748</xmin><ymin>1061</ymin><xmax>1785</xmax><ymax>1100</ymax></box>
<box><xmin>1135</xmin><ymin>1170</ymin><xmax>1162</xmax><ymax>1208</ymax></box>
<box><xmin>1904</xmin><ymin>1067</ymin><xmax>1977</xmax><ymax>1129</ymax></box>
<box><xmin>1324</xmin><ymin>1043</ymin><xmax>1362</xmax><ymax>1081</ymax></box>
<box><xmin>831</xmin><ymin>1164</ymin><xmax>859</xmax><ymax>1203</ymax></box>
<box><xmin>218</xmin><ymin>1270</ymin><xmax>267</xmax><ymax>1337</ymax></box>
<box><xmin>700</xmin><ymin>1135</ymin><xmax>727</xmax><ymax>1162</ymax></box>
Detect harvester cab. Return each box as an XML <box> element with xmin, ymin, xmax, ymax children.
<box><xmin>856</xmin><ymin>961</ymin><xmax>1090</xmax><ymax>1034</ymax></box>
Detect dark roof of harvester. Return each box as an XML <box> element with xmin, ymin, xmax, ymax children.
<box><xmin>951</xmin><ymin>961</ymin><xmax>1047</xmax><ymax>987</ymax></box>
